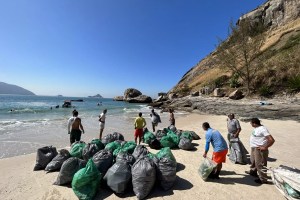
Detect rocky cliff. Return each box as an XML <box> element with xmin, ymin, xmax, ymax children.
<box><xmin>169</xmin><ymin>0</ymin><xmax>300</xmax><ymax>96</ymax></box>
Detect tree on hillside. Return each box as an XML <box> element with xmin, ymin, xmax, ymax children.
<box><xmin>216</xmin><ymin>19</ymin><xmax>266</xmax><ymax>95</ymax></box>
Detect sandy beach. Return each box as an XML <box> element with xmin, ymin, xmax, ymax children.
<box><xmin>0</xmin><ymin>112</ymin><xmax>299</xmax><ymax>200</ymax></box>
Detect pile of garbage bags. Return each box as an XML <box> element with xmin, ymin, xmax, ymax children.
<box><xmin>33</xmin><ymin>131</ymin><xmax>179</xmax><ymax>200</ymax></box>
<box><xmin>143</xmin><ymin>126</ymin><xmax>200</xmax><ymax>151</ymax></box>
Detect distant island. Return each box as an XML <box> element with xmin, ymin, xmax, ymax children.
<box><xmin>0</xmin><ymin>82</ymin><xmax>35</xmax><ymax>95</ymax></box>
<box><xmin>88</xmin><ymin>94</ymin><xmax>103</xmax><ymax>98</ymax></box>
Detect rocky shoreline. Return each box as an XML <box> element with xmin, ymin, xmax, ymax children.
<box><xmin>158</xmin><ymin>95</ymin><xmax>300</xmax><ymax>122</ymax></box>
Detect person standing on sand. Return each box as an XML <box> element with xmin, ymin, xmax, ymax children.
<box><xmin>246</xmin><ymin>118</ymin><xmax>275</xmax><ymax>184</ymax></box>
<box><xmin>227</xmin><ymin>113</ymin><xmax>241</xmax><ymax>143</ymax></box>
<box><xmin>202</xmin><ymin>122</ymin><xmax>228</xmax><ymax>179</ymax></box>
<box><xmin>169</xmin><ymin>108</ymin><xmax>175</xmax><ymax>126</ymax></box>
<box><xmin>99</xmin><ymin>109</ymin><xmax>107</xmax><ymax>140</ymax></box>
<box><xmin>134</xmin><ymin>112</ymin><xmax>146</xmax><ymax>144</ymax></box>
<box><xmin>150</xmin><ymin>109</ymin><xmax>161</xmax><ymax>132</ymax></box>
<box><xmin>67</xmin><ymin>110</ymin><xmax>84</xmax><ymax>145</ymax></box>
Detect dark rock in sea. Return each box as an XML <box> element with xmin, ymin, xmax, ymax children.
<box><xmin>127</xmin><ymin>95</ymin><xmax>152</xmax><ymax>103</ymax></box>
<box><xmin>124</xmin><ymin>88</ymin><xmax>142</xmax><ymax>100</ymax></box>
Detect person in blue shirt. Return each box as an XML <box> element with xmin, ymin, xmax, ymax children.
<box><xmin>202</xmin><ymin>122</ymin><xmax>228</xmax><ymax>179</ymax></box>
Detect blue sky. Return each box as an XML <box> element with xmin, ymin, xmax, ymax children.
<box><xmin>0</xmin><ymin>0</ymin><xmax>265</xmax><ymax>98</ymax></box>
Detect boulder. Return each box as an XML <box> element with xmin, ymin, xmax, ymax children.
<box><xmin>191</xmin><ymin>91</ymin><xmax>199</xmax><ymax>97</ymax></box>
<box><xmin>168</xmin><ymin>93</ymin><xmax>178</xmax><ymax>100</ymax></box>
<box><xmin>229</xmin><ymin>89</ymin><xmax>244</xmax><ymax>100</ymax></box>
<box><xmin>127</xmin><ymin>95</ymin><xmax>152</xmax><ymax>103</ymax></box>
<box><xmin>213</xmin><ymin>88</ymin><xmax>225</xmax><ymax>97</ymax></box>
<box><xmin>148</xmin><ymin>102</ymin><xmax>163</xmax><ymax>108</ymax></box>
<box><xmin>113</xmin><ymin>96</ymin><xmax>124</xmax><ymax>101</ymax></box>
<box><xmin>124</xmin><ymin>88</ymin><xmax>142</xmax><ymax>100</ymax></box>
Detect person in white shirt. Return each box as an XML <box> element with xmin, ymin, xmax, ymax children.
<box><xmin>67</xmin><ymin>110</ymin><xmax>84</xmax><ymax>145</ymax></box>
<box><xmin>98</xmin><ymin>109</ymin><xmax>107</xmax><ymax>139</ymax></box>
<box><xmin>246</xmin><ymin>118</ymin><xmax>275</xmax><ymax>184</ymax></box>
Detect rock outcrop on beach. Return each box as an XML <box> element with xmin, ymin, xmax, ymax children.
<box><xmin>0</xmin><ymin>82</ymin><xmax>35</xmax><ymax>95</ymax></box>
<box><xmin>168</xmin><ymin>0</ymin><xmax>300</xmax><ymax>97</ymax></box>
<box><xmin>160</xmin><ymin>0</ymin><xmax>300</xmax><ymax>121</ymax></box>
<box><xmin>114</xmin><ymin>88</ymin><xmax>152</xmax><ymax>103</ymax></box>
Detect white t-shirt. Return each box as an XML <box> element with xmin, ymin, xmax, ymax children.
<box><xmin>99</xmin><ymin>113</ymin><xmax>106</xmax><ymax>124</ymax></box>
<box><xmin>250</xmin><ymin>126</ymin><xmax>270</xmax><ymax>147</ymax></box>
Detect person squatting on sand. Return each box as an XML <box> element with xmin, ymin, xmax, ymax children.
<box><xmin>246</xmin><ymin>118</ymin><xmax>275</xmax><ymax>184</ymax></box>
<box><xmin>99</xmin><ymin>109</ymin><xmax>107</xmax><ymax>140</ymax></box>
<box><xmin>150</xmin><ymin>109</ymin><xmax>161</xmax><ymax>132</ymax></box>
<box><xmin>67</xmin><ymin>110</ymin><xmax>84</xmax><ymax>145</ymax></box>
<box><xmin>134</xmin><ymin>112</ymin><xmax>146</xmax><ymax>144</ymax></box>
<box><xmin>169</xmin><ymin>108</ymin><xmax>175</xmax><ymax>126</ymax></box>
<box><xmin>202</xmin><ymin>122</ymin><xmax>228</xmax><ymax>179</ymax></box>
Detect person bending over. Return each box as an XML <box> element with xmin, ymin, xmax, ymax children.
<box><xmin>202</xmin><ymin>122</ymin><xmax>228</xmax><ymax>179</ymax></box>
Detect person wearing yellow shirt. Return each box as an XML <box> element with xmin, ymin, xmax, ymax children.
<box><xmin>134</xmin><ymin>112</ymin><xmax>146</xmax><ymax>144</ymax></box>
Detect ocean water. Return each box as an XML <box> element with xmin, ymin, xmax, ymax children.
<box><xmin>0</xmin><ymin>95</ymin><xmax>185</xmax><ymax>158</ymax></box>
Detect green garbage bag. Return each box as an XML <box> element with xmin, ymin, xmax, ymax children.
<box><xmin>72</xmin><ymin>159</ymin><xmax>101</xmax><ymax>200</ymax></box>
<box><xmin>105</xmin><ymin>141</ymin><xmax>121</xmax><ymax>152</ymax></box>
<box><xmin>198</xmin><ymin>158</ymin><xmax>217</xmax><ymax>181</ymax></box>
<box><xmin>91</xmin><ymin>139</ymin><xmax>105</xmax><ymax>150</ymax></box>
<box><xmin>167</xmin><ymin>131</ymin><xmax>180</xmax><ymax>146</ymax></box>
<box><xmin>144</xmin><ymin>131</ymin><xmax>156</xmax><ymax>144</ymax></box>
<box><xmin>120</xmin><ymin>141</ymin><xmax>136</xmax><ymax>154</ymax></box>
<box><xmin>70</xmin><ymin>143</ymin><xmax>86</xmax><ymax>159</ymax></box>
<box><xmin>160</xmin><ymin>135</ymin><xmax>176</xmax><ymax>149</ymax></box>
<box><xmin>113</xmin><ymin>147</ymin><xmax>122</xmax><ymax>157</ymax></box>
<box><xmin>180</xmin><ymin>132</ymin><xmax>193</xmax><ymax>140</ymax></box>
<box><xmin>156</xmin><ymin>147</ymin><xmax>176</xmax><ymax>162</ymax></box>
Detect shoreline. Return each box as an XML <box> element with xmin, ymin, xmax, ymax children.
<box><xmin>1</xmin><ymin>112</ymin><xmax>299</xmax><ymax>199</ymax></box>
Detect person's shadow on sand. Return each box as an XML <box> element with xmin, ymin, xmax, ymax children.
<box><xmin>207</xmin><ymin>170</ymin><xmax>264</xmax><ymax>187</ymax></box>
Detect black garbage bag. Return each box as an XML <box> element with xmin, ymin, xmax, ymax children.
<box><xmin>33</xmin><ymin>146</ymin><xmax>58</xmax><ymax>171</ymax></box>
<box><xmin>102</xmin><ymin>134</ymin><xmax>115</xmax><ymax>146</ymax></box>
<box><xmin>175</xmin><ymin>129</ymin><xmax>183</xmax><ymax>138</ymax></box>
<box><xmin>155</xmin><ymin>130</ymin><xmax>167</xmax><ymax>141</ymax></box>
<box><xmin>45</xmin><ymin>149</ymin><xmax>70</xmax><ymax>172</ymax></box>
<box><xmin>104</xmin><ymin>161</ymin><xmax>132</xmax><ymax>194</ymax></box>
<box><xmin>132</xmin><ymin>156</ymin><xmax>156</xmax><ymax>199</ymax></box>
<box><xmin>116</xmin><ymin>152</ymin><xmax>135</xmax><ymax>165</ymax></box>
<box><xmin>229</xmin><ymin>138</ymin><xmax>248</xmax><ymax>164</ymax></box>
<box><xmin>82</xmin><ymin>143</ymin><xmax>101</xmax><ymax>161</ymax></box>
<box><xmin>132</xmin><ymin>145</ymin><xmax>149</xmax><ymax>160</ymax></box>
<box><xmin>92</xmin><ymin>149</ymin><xmax>113</xmax><ymax>175</ymax></box>
<box><xmin>54</xmin><ymin>157</ymin><xmax>87</xmax><ymax>186</ymax></box>
<box><xmin>112</xmin><ymin>132</ymin><xmax>125</xmax><ymax>141</ymax></box>
<box><xmin>184</xmin><ymin>130</ymin><xmax>200</xmax><ymax>140</ymax></box>
<box><xmin>178</xmin><ymin>138</ymin><xmax>194</xmax><ymax>150</ymax></box>
<box><xmin>168</xmin><ymin>125</ymin><xmax>177</xmax><ymax>132</ymax></box>
<box><xmin>149</xmin><ymin>139</ymin><xmax>161</xmax><ymax>150</ymax></box>
<box><xmin>157</xmin><ymin>157</ymin><xmax>177</xmax><ymax>190</ymax></box>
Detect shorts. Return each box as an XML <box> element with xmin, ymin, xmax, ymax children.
<box><xmin>134</xmin><ymin>129</ymin><xmax>143</xmax><ymax>138</ymax></box>
<box><xmin>100</xmin><ymin>122</ymin><xmax>105</xmax><ymax>129</ymax></box>
<box><xmin>212</xmin><ymin>149</ymin><xmax>228</xmax><ymax>164</ymax></box>
<box><xmin>70</xmin><ymin>129</ymin><xmax>82</xmax><ymax>145</ymax></box>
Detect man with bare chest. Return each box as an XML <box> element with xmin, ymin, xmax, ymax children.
<box><xmin>68</xmin><ymin>110</ymin><xmax>85</xmax><ymax>145</ymax></box>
